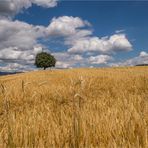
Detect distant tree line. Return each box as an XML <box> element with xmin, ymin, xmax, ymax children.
<box><xmin>135</xmin><ymin>64</ymin><xmax>148</xmax><ymax>66</ymax></box>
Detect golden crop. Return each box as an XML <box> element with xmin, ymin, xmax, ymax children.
<box><xmin>0</xmin><ymin>67</ymin><xmax>148</xmax><ymax>147</ymax></box>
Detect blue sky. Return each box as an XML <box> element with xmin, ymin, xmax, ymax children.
<box><xmin>16</xmin><ymin>1</ymin><xmax>148</xmax><ymax>57</ymax></box>
<box><xmin>0</xmin><ymin>0</ymin><xmax>148</xmax><ymax>71</ymax></box>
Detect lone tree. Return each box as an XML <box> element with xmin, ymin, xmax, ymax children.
<box><xmin>35</xmin><ymin>52</ymin><xmax>56</xmax><ymax>70</ymax></box>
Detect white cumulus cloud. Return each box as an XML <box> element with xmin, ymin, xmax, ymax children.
<box><xmin>31</xmin><ymin>0</ymin><xmax>57</xmax><ymax>8</ymax></box>
<box><xmin>0</xmin><ymin>0</ymin><xmax>58</xmax><ymax>17</ymax></box>
<box><xmin>47</xmin><ymin>16</ymin><xmax>90</xmax><ymax>36</ymax></box>
<box><xmin>0</xmin><ymin>19</ymin><xmax>47</xmax><ymax>71</ymax></box>
<box><xmin>0</xmin><ymin>19</ymin><xmax>46</xmax><ymax>50</ymax></box>
<box><xmin>139</xmin><ymin>51</ymin><xmax>148</xmax><ymax>57</ymax></box>
<box><xmin>53</xmin><ymin>52</ymin><xmax>85</xmax><ymax>68</ymax></box>
<box><xmin>89</xmin><ymin>55</ymin><xmax>113</xmax><ymax>64</ymax></box>
<box><xmin>109</xmin><ymin>51</ymin><xmax>148</xmax><ymax>67</ymax></box>
<box><xmin>46</xmin><ymin>16</ymin><xmax>132</xmax><ymax>54</ymax></box>
<box><xmin>0</xmin><ymin>13</ymin><xmax>134</xmax><ymax>71</ymax></box>
<box><xmin>68</xmin><ymin>34</ymin><xmax>132</xmax><ymax>54</ymax></box>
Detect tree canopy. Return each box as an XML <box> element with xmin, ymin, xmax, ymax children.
<box><xmin>35</xmin><ymin>52</ymin><xmax>56</xmax><ymax>70</ymax></box>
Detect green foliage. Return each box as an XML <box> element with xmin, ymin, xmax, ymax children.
<box><xmin>35</xmin><ymin>52</ymin><xmax>56</xmax><ymax>70</ymax></box>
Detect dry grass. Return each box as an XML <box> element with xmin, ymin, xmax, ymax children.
<box><xmin>0</xmin><ymin>67</ymin><xmax>148</xmax><ymax>147</ymax></box>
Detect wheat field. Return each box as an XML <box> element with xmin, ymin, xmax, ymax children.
<box><xmin>0</xmin><ymin>67</ymin><xmax>148</xmax><ymax>147</ymax></box>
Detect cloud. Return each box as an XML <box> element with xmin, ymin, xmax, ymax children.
<box><xmin>47</xmin><ymin>16</ymin><xmax>91</xmax><ymax>36</ymax></box>
<box><xmin>109</xmin><ymin>51</ymin><xmax>148</xmax><ymax>67</ymax></box>
<box><xmin>115</xmin><ymin>29</ymin><xmax>125</xmax><ymax>34</ymax></box>
<box><xmin>0</xmin><ymin>62</ymin><xmax>35</xmax><ymax>72</ymax></box>
<box><xmin>73</xmin><ymin>55</ymin><xmax>83</xmax><ymax>60</ymax></box>
<box><xmin>0</xmin><ymin>47</ymin><xmax>32</xmax><ymax>61</ymax></box>
<box><xmin>0</xmin><ymin>0</ymin><xmax>59</xmax><ymax>71</ymax></box>
<box><xmin>0</xmin><ymin>19</ymin><xmax>46</xmax><ymax>50</ymax></box>
<box><xmin>31</xmin><ymin>0</ymin><xmax>58</xmax><ymax>8</ymax></box>
<box><xmin>68</xmin><ymin>34</ymin><xmax>132</xmax><ymax>54</ymax></box>
<box><xmin>0</xmin><ymin>15</ymin><xmax>133</xmax><ymax>71</ymax></box>
<box><xmin>56</xmin><ymin>61</ymin><xmax>71</xmax><ymax>69</ymax></box>
<box><xmin>0</xmin><ymin>46</ymin><xmax>42</xmax><ymax>62</ymax></box>
<box><xmin>54</xmin><ymin>52</ymin><xmax>113</xmax><ymax>68</ymax></box>
<box><xmin>53</xmin><ymin>52</ymin><xmax>85</xmax><ymax>68</ymax></box>
<box><xmin>46</xmin><ymin>16</ymin><xmax>132</xmax><ymax>54</ymax></box>
<box><xmin>139</xmin><ymin>51</ymin><xmax>148</xmax><ymax>57</ymax></box>
<box><xmin>0</xmin><ymin>0</ymin><xmax>58</xmax><ymax>18</ymax></box>
<box><xmin>0</xmin><ymin>46</ymin><xmax>42</xmax><ymax>72</ymax></box>
<box><xmin>0</xmin><ymin>19</ymin><xmax>47</xmax><ymax>71</ymax></box>
<box><xmin>89</xmin><ymin>55</ymin><xmax>113</xmax><ymax>64</ymax></box>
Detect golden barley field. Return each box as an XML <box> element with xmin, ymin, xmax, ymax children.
<box><xmin>0</xmin><ymin>67</ymin><xmax>148</xmax><ymax>147</ymax></box>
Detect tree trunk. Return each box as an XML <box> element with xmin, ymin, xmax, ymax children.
<box><xmin>44</xmin><ymin>67</ymin><xmax>46</xmax><ymax>70</ymax></box>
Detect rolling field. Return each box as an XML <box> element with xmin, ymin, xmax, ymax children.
<box><xmin>0</xmin><ymin>67</ymin><xmax>148</xmax><ymax>147</ymax></box>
